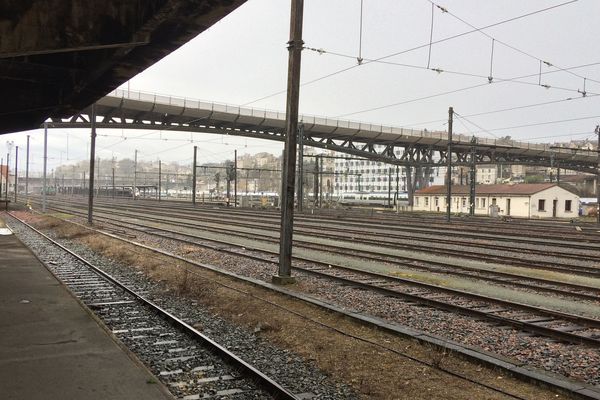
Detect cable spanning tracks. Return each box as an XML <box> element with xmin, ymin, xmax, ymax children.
<box><xmin>8</xmin><ymin>214</ymin><xmax>298</xmax><ymax>400</ymax></box>
<box><xmin>25</xmin><ymin>201</ymin><xmax>600</xmax><ymax>348</ymax></box>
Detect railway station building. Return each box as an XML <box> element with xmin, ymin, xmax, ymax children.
<box><xmin>413</xmin><ymin>183</ymin><xmax>580</xmax><ymax>219</ymax></box>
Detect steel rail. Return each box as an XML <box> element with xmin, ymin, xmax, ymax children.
<box><xmin>12</xmin><ymin>210</ymin><xmax>600</xmax><ymax>399</ymax></box>
<box><xmin>29</xmin><ymin>199</ymin><xmax>600</xmax><ymax>292</ymax></box>
<box><xmin>9</xmin><ymin>214</ymin><xmax>299</xmax><ymax>400</ymax></box>
<box><xmin>29</xmin><ymin>196</ymin><xmax>600</xmax><ymax>265</ymax></box>
<box><xmin>24</xmin><ymin>204</ymin><xmax>600</xmax><ymax>347</ymax></box>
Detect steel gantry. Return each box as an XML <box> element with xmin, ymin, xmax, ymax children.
<box><xmin>46</xmin><ymin>89</ymin><xmax>599</xmax><ymax>174</ymax></box>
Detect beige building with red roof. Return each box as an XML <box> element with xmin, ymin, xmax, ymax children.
<box><xmin>414</xmin><ymin>183</ymin><xmax>579</xmax><ymax>219</ymax></box>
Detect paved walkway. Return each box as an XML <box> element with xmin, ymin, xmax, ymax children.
<box><xmin>0</xmin><ymin>221</ymin><xmax>173</xmax><ymax>400</ymax></box>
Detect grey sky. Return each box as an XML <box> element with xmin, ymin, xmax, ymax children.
<box><xmin>4</xmin><ymin>0</ymin><xmax>600</xmax><ymax>173</ymax></box>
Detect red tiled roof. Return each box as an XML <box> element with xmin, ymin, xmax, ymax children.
<box><xmin>416</xmin><ymin>183</ymin><xmax>559</xmax><ymax>196</ymax></box>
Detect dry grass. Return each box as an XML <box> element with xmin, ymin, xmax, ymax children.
<box><xmin>25</xmin><ymin>214</ymin><xmax>570</xmax><ymax>400</ymax></box>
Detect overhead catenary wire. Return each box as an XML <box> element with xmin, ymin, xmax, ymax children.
<box><xmin>401</xmin><ymin>91</ymin><xmax>600</xmax><ymax>127</ymax></box>
<box><xmin>426</xmin><ymin>2</ymin><xmax>435</xmax><ymax>69</ymax></box>
<box><xmin>462</xmin><ymin>113</ymin><xmax>600</xmax><ymax>135</ymax></box>
<box><xmin>425</xmin><ymin>0</ymin><xmax>600</xmax><ymax>86</ymax></box>
<box><xmin>242</xmin><ymin>0</ymin><xmax>579</xmax><ymax>107</ymax></box>
<box><xmin>357</xmin><ymin>0</ymin><xmax>364</xmax><ymax>65</ymax></box>
<box><xmin>454</xmin><ymin>113</ymin><xmax>499</xmax><ymax>139</ymax></box>
<box><xmin>334</xmin><ymin>62</ymin><xmax>600</xmax><ymax>119</ymax></box>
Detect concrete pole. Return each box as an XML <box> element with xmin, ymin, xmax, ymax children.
<box><xmin>25</xmin><ymin>136</ymin><xmax>30</xmax><ymax>203</ymax></box>
<box><xmin>446</xmin><ymin>107</ymin><xmax>453</xmax><ymax>222</ymax></box>
<box><xmin>87</xmin><ymin>104</ymin><xmax>97</xmax><ymax>225</ymax></box>
<box><xmin>43</xmin><ymin>123</ymin><xmax>48</xmax><ymax>213</ymax></box>
<box><xmin>192</xmin><ymin>146</ymin><xmax>197</xmax><ymax>205</ymax></box>
<box><xmin>112</xmin><ymin>167</ymin><xmax>115</xmax><ymax>199</ymax></box>
<box><xmin>14</xmin><ymin>146</ymin><xmax>18</xmax><ymax>203</ymax></box>
<box><xmin>275</xmin><ymin>0</ymin><xmax>303</xmax><ymax>284</ymax></box>
<box><xmin>1</xmin><ymin>157</ymin><xmax>3</xmax><ymax>199</ymax></box>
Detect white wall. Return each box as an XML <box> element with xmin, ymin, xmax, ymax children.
<box><xmin>413</xmin><ymin>186</ymin><xmax>579</xmax><ymax>219</ymax></box>
<box><xmin>530</xmin><ymin>186</ymin><xmax>579</xmax><ymax>218</ymax></box>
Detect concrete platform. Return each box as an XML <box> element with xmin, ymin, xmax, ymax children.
<box><xmin>0</xmin><ymin>223</ymin><xmax>173</xmax><ymax>400</ymax></box>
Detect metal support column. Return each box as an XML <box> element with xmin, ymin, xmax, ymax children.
<box><xmin>43</xmin><ymin>123</ymin><xmax>48</xmax><ymax>213</ymax></box>
<box><xmin>446</xmin><ymin>107</ymin><xmax>453</xmax><ymax>222</ymax></box>
<box><xmin>112</xmin><ymin>168</ymin><xmax>115</xmax><ymax>199</ymax></box>
<box><xmin>297</xmin><ymin>123</ymin><xmax>304</xmax><ymax>212</ymax></box>
<box><xmin>5</xmin><ymin>151</ymin><xmax>9</xmax><ymax>208</ymax></box>
<box><xmin>234</xmin><ymin>149</ymin><xmax>237</xmax><ymax>208</ymax></box>
<box><xmin>318</xmin><ymin>154</ymin><xmax>323</xmax><ymax>207</ymax></box>
<box><xmin>596</xmin><ymin>125</ymin><xmax>600</xmax><ymax>224</ymax></box>
<box><xmin>133</xmin><ymin>149</ymin><xmax>138</xmax><ymax>200</ymax></box>
<box><xmin>275</xmin><ymin>0</ymin><xmax>303</xmax><ymax>285</ymax></box>
<box><xmin>192</xmin><ymin>146</ymin><xmax>197</xmax><ymax>205</ymax></box>
<box><xmin>87</xmin><ymin>104</ymin><xmax>97</xmax><ymax>225</ymax></box>
<box><xmin>313</xmin><ymin>155</ymin><xmax>319</xmax><ymax>208</ymax></box>
<box><xmin>469</xmin><ymin>136</ymin><xmax>476</xmax><ymax>216</ymax></box>
<box><xmin>406</xmin><ymin>165</ymin><xmax>413</xmax><ymax>207</ymax></box>
<box><xmin>395</xmin><ymin>166</ymin><xmax>400</xmax><ymax>207</ymax></box>
<box><xmin>14</xmin><ymin>146</ymin><xmax>18</xmax><ymax>203</ymax></box>
<box><xmin>158</xmin><ymin>160</ymin><xmax>162</xmax><ymax>202</ymax></box>
<box><xmin>25</xmin><ymin>136</ymin><xmax>30</xmax><ymax>203</ymax></box>
<box><xmin>387</xmin><ymin>167</ymin><xmax>392</xmax><ymax>208</ymax></box>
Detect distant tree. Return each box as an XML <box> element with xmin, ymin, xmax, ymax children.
<box><xmin>524</xmin><ymin>175</ymin><xmax>544</xmax><ymax>183</ymax></box>
<box><xmin>214</xmin><ymin>172</ymin><xmax>221</xmax><ymax>193</ymax></box>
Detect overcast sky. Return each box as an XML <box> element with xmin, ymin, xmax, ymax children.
<box><xmin>4</xmin><ymin>0</ymin><xmax>600</xmax><ymax>173</ymax></box>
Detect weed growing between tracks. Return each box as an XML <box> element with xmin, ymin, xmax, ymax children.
<box><xmin>17</xmin><ymin>212</ymin><xmax>572</xmax><ymax>400</ymax></box>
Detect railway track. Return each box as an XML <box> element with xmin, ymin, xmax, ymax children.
<box><xmin>21</xmin><ymin>205</ymin><xmax>600</xmax><ymax>349</ymax></box>
<box><xmin>28</xmin><ymin>198</ymin><xmax>600</xmax><ymax>301</ymax></box>
<box><xmin>30</xmin><ymin>195</ymin><xmax>600</xmax><ymax>246</ymax></box>
<box><xmin>29</xmin><ymin>197</ymin><xmax>600</xmax><ymax>268</ymax></box>
<box><xmin>7</xmin><ymin>214</ymin><xmax>299</xmax><ymax>400</ymax></box>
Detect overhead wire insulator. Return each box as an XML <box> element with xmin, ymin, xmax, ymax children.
<box><xmin>431</xmin><ymin>68</ymin><xmax>444</xmax><ymax>74</ymax></box>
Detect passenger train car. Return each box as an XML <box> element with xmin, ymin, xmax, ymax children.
<box><xmin>337</xmin><ymin>191</ymin><xmax>408</xmax><ymax>207</ymax></box>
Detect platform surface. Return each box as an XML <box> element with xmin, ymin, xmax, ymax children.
<box><xmin>0</xmin><ymin>222</ymin><xmax>172</xmax><ymax>400</ymax></box>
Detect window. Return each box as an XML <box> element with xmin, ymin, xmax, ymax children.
<box><xmin>565</xmin><ymin>200</ymin><xmax>572</xmax><ymax>212</ymax></box>
<box><xmin>461</xmin><ymin>198</ymin><xmax>466</xmax><ymax>207</ymax></box>
<box><xmin>425</xmin><ymin>197</ymin><xmax>429</xmax><ymax>206</ymax></box>
<box><xmin>482</xmin><ymin>198</ymin><xmax>486</xmax><ymax>208</ymax></box>
<box><xmin>434</xmin><ymin>197</ymin><xmax>439</xmax><ymax>206</ymax></box>
<box><xmin>538</xmin><ymin>199</ymin><xmax>546</xmax><ymax>211</ymax></box>
<box><xmin>415</xmin><ymin>197</ymin><xmax>420</xmax><ymax>206</ymax></box>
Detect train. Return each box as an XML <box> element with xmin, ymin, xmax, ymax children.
<box><xmin>337</xmin><ymin>191</ymin><xmax>409</xmax><ymax>207</ymax></box>
<box><xmin>58</xmin><ymin>186</ymin><xmax>138</xmax><ymax>198</ymax></box>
